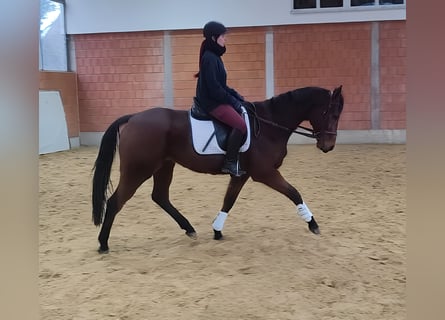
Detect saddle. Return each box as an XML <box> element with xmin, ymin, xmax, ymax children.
<box><xmin>189</xmin><ymin>98</ymin><xmax>250</xmax><ymax>155</ymax></box>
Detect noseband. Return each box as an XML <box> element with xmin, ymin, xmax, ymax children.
<box><xmin>245</xmin><ymin>96</ymin><xmax>338</xmax><ymax>139</ymax></box>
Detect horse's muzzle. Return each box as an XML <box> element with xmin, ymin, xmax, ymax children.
<box><xmin>317</xmin><ymin>140</ymin><xmax>335</xmax><ymax>153</ymax></box>
<box><xmin>320</xmin><ymin>145</ymin><xmax>334</xmax><ymax>153</ymax></box>
<box><xmin>317</xmin><ymin>131</ymin><xmax>337</xmax><ymax>153</ymax></box>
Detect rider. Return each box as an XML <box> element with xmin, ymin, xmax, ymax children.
<box><xmin>194</xmin><ymin>21</ymin><xmax>247</xmax><ymax>177</ymax></box>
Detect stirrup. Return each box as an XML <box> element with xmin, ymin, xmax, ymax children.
<box><xmin>221</xmin><ymin>160</ymin><xmax>246</xmax><ymax>177</ymax></box>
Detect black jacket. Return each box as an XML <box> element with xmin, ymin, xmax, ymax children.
<box><xmin>195</xmin><ymin>50</ymin><xmax>243</xmax><ymax>113</ymax></box>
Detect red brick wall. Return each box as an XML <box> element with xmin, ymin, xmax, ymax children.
<box><xmin>170</xmin><ymin>27</ymin><xmax>266</xmax><ymax>110</ymax></box>
<box><xmin>223</xmin><ymin>27</ymin><xmax>266</xmax><ymax>103</ymax></box>
<box><xmin>379</xmin><ymin>21</ymin><xmax>406</xmax><ymax>129</ymax></box>
<box><xmin>73</xmin><ymin>21</ymin><xmax>406</xmax><ymax>133</ymax></box>
<box><xmin>39</xmin><ymin>71</ymin><xmax>79</xmax><ymax>138</ymax></box>
<box><xmin>274</xmin><ymin>23</ymin><xmax>372</xmax><ymax>130</ymax></box>
<box><xmin>74</xmin><ymin>32</ymin><xmax>164</xmax><ymax>132</ymax></box>
<box><xmin>171</xmin><ymin>30</ymin><xmax>201</xmax><ymax>110</ymax></box>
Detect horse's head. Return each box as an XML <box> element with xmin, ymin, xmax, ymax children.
<box><xmin>309</xmin><ymin>85</ymin><xmax>344</xmax><ymax>153</ymax></box>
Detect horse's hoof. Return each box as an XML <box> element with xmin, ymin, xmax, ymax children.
<box><xmin>308</xmin><ymin>218</ymin><xmax>320</xmax><ymax>235</ymax></box>
<box><xmin>98</xmin><ymin>247</ymin><xmax>109</xmax><ymax>254</ymax></box>
<box><xmin>213</xmin><ymin>230</ymin><xmax>223</xmax><ymax>240</ymax></box>
<box><xmin>310</xmin><ymin>227</ymin><xmax>320</xmax><ymax>235</ymax></box>
<box><xmin>186</xmin><ymin>231</ymin><xmax>198</xmax><ymax>240</ymax></box>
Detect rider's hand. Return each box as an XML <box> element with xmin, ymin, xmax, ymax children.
<box><xmin>233</xmin><ymin>101</ymin><xmax>243</xmax><ymax>113</ymax></box>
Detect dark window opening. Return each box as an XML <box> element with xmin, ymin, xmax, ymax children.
<box><xmin>380</xmin><ymin>0</ymin><xmax>404</xmax><ymax>4</ymax></box>
<box><xmin>351</xmin><ymin>0</ymin><xmax>376</xmax><ymax>6</ymax></box>
<box><xmin>321</xmin><ymin>0</ymin><xmax>343</xmax><ymax>8</ymax></box>
<box><xmin>293</xmin><ymin>0</ymin><xmax>316</xmax><ymax>9</ymax></box>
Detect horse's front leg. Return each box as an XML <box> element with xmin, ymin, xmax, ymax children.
<box><xmin>213</xmin><ymin>175</ymin><xmax>250</xmax><ymax>240</ymax></box>
<box><xmin>253</xmin><ymin>170</ymin><xmax>320</xmax><ymax>235</ymax></box>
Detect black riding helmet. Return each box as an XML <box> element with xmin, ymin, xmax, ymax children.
<box><xmin>203</xmin><ymin>21</ymin><xmax>227</xmax><ymax>39</ymax></box>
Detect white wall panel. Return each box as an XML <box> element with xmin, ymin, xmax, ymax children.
<box><xmin>65</xmin><ymin>0</ymin><xmax>405</xmax><ymax>34</ymax></box>
<box><xmin>39</xmin><ymin>91</ymin><xmax>70</xmax><ymax>154</ymax></box>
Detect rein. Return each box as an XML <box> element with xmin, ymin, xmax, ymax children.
<box><xmin>245</xmin><ymin>101</ymin><xmax>336</xmax><ymax>139</ymax></box>
<box><xmin>254</xmin><ymin>115</ymin><xmax>318</xmax><ymax>138</ymax></box>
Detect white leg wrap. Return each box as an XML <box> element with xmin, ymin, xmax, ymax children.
<box><xmin>212</xmin><ymin>211</ymin><xmax>228</xmax><ymax>231</ymax></box>
<box><xmin>296</xmin><ymin>202</ymin><xmax>313</xmax><ymax>222</ymax></box>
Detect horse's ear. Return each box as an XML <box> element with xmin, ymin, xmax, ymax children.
<box><xmin>332</xmin><ymin>85</ymin><xmax>342</xmax><ymax>99</ymax></box>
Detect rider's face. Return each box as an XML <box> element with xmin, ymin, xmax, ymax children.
<box><xmin>215</xmin><ymin>34</ymin><xmax>226</xmax><ymax>47</ymax></box>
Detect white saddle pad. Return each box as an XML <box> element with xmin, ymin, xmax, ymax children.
<box><xmin>190</xmin><ymin>107</ymin><xmax>251</xmax><ymax>155</ymax></box>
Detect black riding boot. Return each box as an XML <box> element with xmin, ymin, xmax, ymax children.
<box><xmin>221</xmin><ymin>129</ymin><xmax>246</xmax><ymax>177</ymax></box>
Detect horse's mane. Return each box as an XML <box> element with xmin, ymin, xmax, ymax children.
<box><xmin>262</xmin><ymin>86</ymin><xmax>330</xmax><ymax>108</ymax></box>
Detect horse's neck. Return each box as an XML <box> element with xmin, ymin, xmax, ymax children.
<box><xmin>251</xmin><ymin>102</ymin><xmax>301</xmax><ymax>144</ymax></box>
<box><xmin>261</xmin><ymin>97</ymin><xmax>307</xmax><ymax>130</ymax></box>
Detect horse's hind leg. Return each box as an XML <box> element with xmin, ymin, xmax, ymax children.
<box><xmin>213</xmin><ymin>175</ymin><xmax>250</xmax><ymax>240</ymax></box>
<box><xmin>98</xmin><ymin>191</ymin><xmax>119</xmax><ymax>253</ymax></box>
<box><xmin>98</xmin><ymin>173</ymin><xmax>149</xmax><ymax>253</ymax></box>
<box><xmin>151</xmin><ymin>160</ymin><xmax>197</xmax><ymax>238</ymax></box>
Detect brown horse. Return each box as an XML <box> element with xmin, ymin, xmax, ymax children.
<box><xmin>92</xmin><ymin>86</ymin><xmax>344</xmax><ymax>253</ymax></box>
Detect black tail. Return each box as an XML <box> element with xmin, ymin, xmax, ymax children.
<box><xmin>92</xmin><ymin>114</ymin><xmax>133</xmax><ymax>226</ymax></box>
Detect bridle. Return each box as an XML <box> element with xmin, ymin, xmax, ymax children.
<box><xmin>245</xmin><ymin>95</ymin><xmax>338</xmax><ymax>139</ymax></box>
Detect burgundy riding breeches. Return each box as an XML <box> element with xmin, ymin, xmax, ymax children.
<box><xmin>209</xmin><ymin>104</ymin><xmax>247</xmax><ymax>134</ymax></box>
